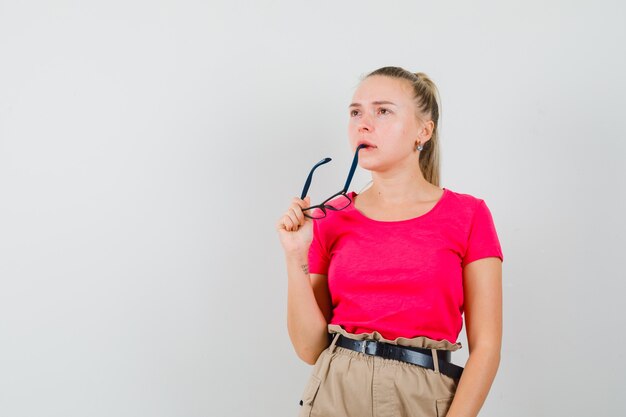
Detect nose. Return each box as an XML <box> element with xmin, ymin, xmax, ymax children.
<box><xmin>357</xmin><ymin>112</ymin><xmax>373</xmax><ymax>133</ymax></box>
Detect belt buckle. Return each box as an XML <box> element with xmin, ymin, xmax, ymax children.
<box><xmin>359</xmin><ymin>339</ymin><xmax>378</xmax><ymax>356</ymax></box>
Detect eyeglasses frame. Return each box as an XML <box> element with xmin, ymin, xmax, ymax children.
<box><xmin>299</xmin><ymin>144</ymin><xmax>368</xmax><ymax>219</ymax></box>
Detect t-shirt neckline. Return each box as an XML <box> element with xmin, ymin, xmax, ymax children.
<box><xmin>348</xmin><ymin>188</ymin><xmax>449</xmax><ymax>224</ymax></box>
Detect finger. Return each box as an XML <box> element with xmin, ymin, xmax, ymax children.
<box><xmin>293</xmin><ymin>197</ymin><xmax>306</xmax><ymax>209</ymax></box>
<box><xmin>290</xmin><ymin>204</ymin><xmax>305</xmax><ymax>224</ymax></box>
<box><xmin>285</xmin><ymin>209</ymin><xmax>300</xmax><ymax>229</ymax></box>
<box><xmin>276</xmin><ymin>219</ymin><xmax>288</xmax><ymax>232</ymax></box>
<box><xmin>292</xmin><ymin>201</ymin><xmax>308</xmax><ymax>223</ymax></box>
<box><xmin>294</xmin><ymin>196</ymin><xmax>310</xmax><ymax>208</ymax></box>
<box><xmin>280</xmin><ymin>215</ymin><xmax>291</xmax><ymax>232</ymax></box>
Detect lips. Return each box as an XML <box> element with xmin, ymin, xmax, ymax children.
<box><xmin>357</xmin><ymin>140</ymin><xmax>377</xmax><ymax>149</ymax></box>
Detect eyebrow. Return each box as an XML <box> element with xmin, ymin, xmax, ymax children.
<box><xmin>348</xmin><ymin>100</ymin><xmax>397</xmax><ymax>108</ymax></box>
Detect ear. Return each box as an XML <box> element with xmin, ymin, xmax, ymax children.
<box><xmin>418</xmin><ymin>119</ymin><xmax>435</xmax><ymax>142</ymax></box>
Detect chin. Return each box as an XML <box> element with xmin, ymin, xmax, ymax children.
<box><xmin>358</xmin><ymin>159</ymin><xmax>382</xmax><ymax>172</ymax></box>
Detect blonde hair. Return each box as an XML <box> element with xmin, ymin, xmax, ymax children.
<box><xmin>360</xmin><ymin>66</ymin><xmax>442</xmax><ymax>186</ymax></box>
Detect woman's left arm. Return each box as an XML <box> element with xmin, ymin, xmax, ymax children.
<box><xmin>446</xmin><ymin>256</ymin><xmax>503</xmax><ymax>417</ymax></box>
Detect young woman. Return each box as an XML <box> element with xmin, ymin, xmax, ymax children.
<box><xmin>276</xmin><ymin>66</ymin><xmax>504</xmax><ymax>417</ymax></box>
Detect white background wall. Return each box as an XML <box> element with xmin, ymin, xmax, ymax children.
<box><xmin>1</xmin><ymin>1</ymin><xmax>625</xmax><ymax>416</ymax></box>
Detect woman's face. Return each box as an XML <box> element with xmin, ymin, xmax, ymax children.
<box><xmin>348</xmin><ymin>75</ymin><xmax>427</xmax><ymax>171</ymax></box>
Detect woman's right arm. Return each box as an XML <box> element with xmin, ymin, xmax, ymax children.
<box><xmin>284</xmin><ymin>253</ymin><xmax>331</xmax><ymax>365</ymax></box>
<box><xmin>277</xmin><ymin>196</ymin><xmax>332</xmax><ymax>365</ymax></box>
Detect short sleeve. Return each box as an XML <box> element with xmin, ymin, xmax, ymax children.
<box><xmin>308</xmin><ymin>219</ymin><xmax>330</xmax><ymax>275</ymax></box>
<box><xmin>461</xmin><ymin>200</ymin><xmax>504</xmax><ymax>268</ymax></box>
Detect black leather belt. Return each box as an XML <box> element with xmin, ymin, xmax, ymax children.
<box><xmin>333</xmin><ymin>334</ymin><xmax>463</xmax><ymax>380</ymax></box>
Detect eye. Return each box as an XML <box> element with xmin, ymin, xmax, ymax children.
<box><xmin>350</xmin><ymin>109</ymin><xmax>359</xmax><ymax>117</ymax></box>
<box><xmin>378</xmin><ymin>107</ymin><xmax>391</xmax><ymax>115</ymax></box>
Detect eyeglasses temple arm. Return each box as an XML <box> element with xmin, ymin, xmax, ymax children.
<box><xmin>342</xmin><ymin>145</ymin><xmax>363</xmax><ymax>192</ymax></box>
<box><xmin>300</xmin><ymin>157</ymin><xmax>332</xmax><ymax>200</ymax></box>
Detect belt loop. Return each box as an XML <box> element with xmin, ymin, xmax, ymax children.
<box><xmin>431</xmin><ymin>349</ymin><xmax>440</xmax><ymax>374</ymax></box>
<box><xmin>312</xmin><ymin>332</ymin><xmax>341</xmax><ymax>383</ymax></box>
<box><xmin>329</xmin><ymin>332</ymin><xmax>341</xmax><ymax>353</ymax></box>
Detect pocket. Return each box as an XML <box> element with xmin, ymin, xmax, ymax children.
<box><xmin>435</xmin><ymin>397</ymin><xmax>454</xmax><ymax>417</ymax></box>
<box><xmin>298</xmin><ymin>374</ymin><xmax>322</xmax><ymax>417</ymax></box>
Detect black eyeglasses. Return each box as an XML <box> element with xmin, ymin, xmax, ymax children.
<box><xmin>300</xmin><ymin>144</ymin><xmax>369</xmax><ymax>219</ymax></box>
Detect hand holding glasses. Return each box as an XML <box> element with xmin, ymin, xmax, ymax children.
<box><xmin>300</xmin><ymin>144</ymin><xmax>369</xmax><ymax>219</ymax></box>
<box><xmin>275</xmin><ymin>143</ymin><xmax>369</xmax><ymax>254</ymax></box>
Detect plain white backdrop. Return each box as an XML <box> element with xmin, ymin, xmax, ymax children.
<box><xmin>1</xmin><ymin>1</ymin><xmax>625</xmax><ymax>416</ymax></box>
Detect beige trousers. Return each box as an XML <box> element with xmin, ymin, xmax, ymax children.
<box><xmin>298</xmin><ymin>324</ymin><xmax>463</xmax><ymax>417</ymax></box>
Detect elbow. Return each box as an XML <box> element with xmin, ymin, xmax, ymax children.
<box><xmin>301</xmin><ymin>355</ymin><xmax>317</xmax><ymax>366</ymax></box>
<box><xmin>297</xmin><ymin>346</ymin><xmax>324</xmax><ymax>366</ymax></box>
<box><xmin>287</xmin><ymin>320</ymin><xmax>329</xmax><ymax>365</ymax></box>
<box><xmin>468</xmin><ymin>345</ymin><xmax>502</xmax><ymax>366</ymax></box>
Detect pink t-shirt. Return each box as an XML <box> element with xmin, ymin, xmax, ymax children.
<box><xmin>308</xmin><ymin>188</ymin><xmax>504</xmax><ymax>344</ymax></box>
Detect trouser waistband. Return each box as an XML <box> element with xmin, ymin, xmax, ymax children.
<box><xmin>332</xmin><ymin>333</ymin><xmax>464</xmax><ymax>380</ymax></box>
